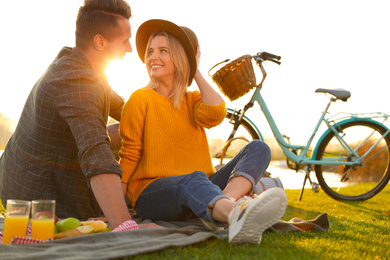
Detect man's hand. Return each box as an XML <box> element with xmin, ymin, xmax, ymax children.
<box><xmin>138</xmin><ymin>223</ymin><xmax>166</xmax><ymax>229</ymax></box>
<box><xmin>90</xmin><ymin>174</ymin><xmax>132</xmax><ymax>229</ymax></box>
<box><xmin>87</xmin><ymin>216</ymin><xmax>108</xmax><ymax>222</ymax></box>
<box><xmin>87</xmin><ymin>217</ymin><xmax>166</xmax><ymax>229</ymax></box>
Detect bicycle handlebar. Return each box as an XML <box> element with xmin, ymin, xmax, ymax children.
<box><xmin>253</xmin><ymin>52</ymin><xmax>281</xmax><ymax>65</ymax></box>
<box><xmin>208</xmin><ymin>51</ymin><xmax>281</xmax><ymax>78</ymax></box>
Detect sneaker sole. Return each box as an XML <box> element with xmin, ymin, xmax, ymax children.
<box><xmin>229</xmin><ymin>188</ymin><xmax>287</xmax><ymax>244</ymax></box>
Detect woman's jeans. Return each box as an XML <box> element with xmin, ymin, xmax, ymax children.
<box><xmin>135</xmin><ymin>140</ymin><xmax>271</xmax><ymax>226</ymax></box>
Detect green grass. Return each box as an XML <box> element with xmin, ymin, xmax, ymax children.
<box><xmin>1</xmin><ymin>186</ymin><xmax>388</xmax><ymax>259</ymax></box>
<box><xmin>128</xmin><ymin>185</ymin><xmax>390</xmax><ymax>260</ymax></box>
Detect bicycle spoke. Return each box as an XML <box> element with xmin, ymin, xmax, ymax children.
<box><xmin>315</xmin><ymin>120</ymin><xmax>390</xmax><ymax>200</ymax></box>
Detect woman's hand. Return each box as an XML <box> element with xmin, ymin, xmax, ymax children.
<box><xmin>193</xmin><ymin>45</ymin><xmax>223</xmax><ymax>106</ymax></box>
<box><xmin>196</xmin><ymin>45</ymin><xmax>201</xmax><ymax>69</ymax></box>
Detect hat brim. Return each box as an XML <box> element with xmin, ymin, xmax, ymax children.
<box><xmin>136</xmin><ymin>19</ymin><xmax>197</xmax><ymax>86</ymax></box>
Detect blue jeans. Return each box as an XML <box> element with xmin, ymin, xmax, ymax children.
<box><xmin>135</xmin><ymin>140</ymin><xmax>271</xmax><ymax>226</ymax></box>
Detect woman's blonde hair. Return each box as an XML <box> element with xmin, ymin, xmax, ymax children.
<box><xmin>145</xmin><ymin>31</ymin><xmax>191</xmax><ymax>110</ymax></box>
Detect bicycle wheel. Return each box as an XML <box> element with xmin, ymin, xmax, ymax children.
<box><xmin>314</xmin><ymin>120</ymin><xmax>390</xmax><ymax>201</ymax></box>
<box><xmin>206</xmin><ymin>111</ymin><xmax>260</xmax><ymax>166</ymax></box>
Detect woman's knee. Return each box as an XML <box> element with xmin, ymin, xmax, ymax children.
<box><xmin>187</xmin><ymin>171</ymin><xmax>210</xmax><ymax>183</ymax></box>
<box><xmin>248</xmin><ymin>140</ymin><xmax>271</xmax><ymax>159</ymax></box>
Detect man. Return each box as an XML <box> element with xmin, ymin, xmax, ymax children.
<box><xmin>0</xmin><ymin>0</ymin><xmax>145</xmax><ymax>229</ymax></box>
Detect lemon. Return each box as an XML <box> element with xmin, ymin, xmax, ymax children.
<box><xmin>80</xmin><ymin>220</ymin><xmax>107</xmax><ymax>231</ymax></box>
<box><xmin>77</xmin><ymin>225</ymin><xmax>94</xmax><ymax>235</ymax></box>
<box><xmin>56</xmin><ymin>217</ymin><xmax>81</xmax><ymax>233</ymax></box>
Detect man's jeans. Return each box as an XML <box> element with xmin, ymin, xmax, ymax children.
<box><xmin>135</xmin><ymin>140</ymin><xmax>271</xmax><ymax>226</ymax></box>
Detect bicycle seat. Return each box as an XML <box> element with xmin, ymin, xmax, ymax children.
<box><xmin>315</xmin><ymin>88</ymin><xmax>351</xmax><ymax>101</ymax></box>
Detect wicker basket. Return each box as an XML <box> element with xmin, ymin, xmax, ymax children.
<box><xmin>211</xmin><ymin>55</ymin><xmax>256</xmax><ymax>101</ymax></box>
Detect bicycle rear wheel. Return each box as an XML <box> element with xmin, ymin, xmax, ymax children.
<box><xmin>206</xmin><ymin>111</ymin><xmax>260</xmax><ymax>166</ymax></box>
<box><xmin>314</xmin><ymin>120</ymin><xmax>390</xmax><ymax>201</ymax></box>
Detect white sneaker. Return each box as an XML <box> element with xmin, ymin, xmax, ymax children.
<box><xmin>228</xmin><ymin>187</ymin><xmax>287</xmax><ymax>244</ymax></box>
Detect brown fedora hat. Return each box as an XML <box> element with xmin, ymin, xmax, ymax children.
<box><xmin>136</xmin><ymin>19</ymin><xmax>198</xmax><ymax>86</ymax></box>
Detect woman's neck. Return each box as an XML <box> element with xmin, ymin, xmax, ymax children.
<box><xmin>156</xmin><ymin>81</ymin><xmax>174</xmax><ymax>98</ymax></box>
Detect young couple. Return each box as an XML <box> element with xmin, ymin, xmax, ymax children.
<box><xmin>0</xmin><ymin>0</ymin><xmax>286</xmax><ymax>243</ymax></box>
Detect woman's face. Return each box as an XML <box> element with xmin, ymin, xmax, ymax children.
<box><xmin>146</xmin><ymin>35</ymin><xmax>175</xmax><ymax>83</ymax></box>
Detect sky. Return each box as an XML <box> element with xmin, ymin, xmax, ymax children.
<box><xmin>1</xmin><ymin>0</ymin><xmax>389</xmax><ymax>143</ymax></box>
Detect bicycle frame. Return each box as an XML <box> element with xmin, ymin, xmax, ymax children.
<box><xmin>233</xmin><ymin>66</ymin><xmax>390</xmax><ymax>169</ymax></box>
<box><xmin>216</xmin><ymin>52</ymin><xmax>390</xmax><ymax>201</ymax></box>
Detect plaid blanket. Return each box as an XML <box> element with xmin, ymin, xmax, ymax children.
<box><xmin>0</xmin><ymin>213</ymin><xmax>329</xmax><ymax>259</ymax></box>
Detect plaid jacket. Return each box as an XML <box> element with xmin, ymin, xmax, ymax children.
<box><xmin>0</xmin><ymin>47</ymin><xmax>124</xmax><ymax>220</ymax></box>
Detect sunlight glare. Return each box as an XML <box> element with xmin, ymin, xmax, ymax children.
<box><xmin>106</xmin><ymin>56</ymin><xmax>149</xmax><ymax>100</ymax></box>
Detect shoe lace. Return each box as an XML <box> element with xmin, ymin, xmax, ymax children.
<box><xmin>233</xmin><ymin>194</ymin><xmax>257</xmax><ymax>210</ymax></box>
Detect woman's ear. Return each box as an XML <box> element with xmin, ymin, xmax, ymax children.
<box><xmin>93</xmin><ymin>34</ymin><xmax>105</xmax><ymax>51</ymax></box>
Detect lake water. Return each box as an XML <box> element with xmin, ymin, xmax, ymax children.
<box><xmin>0</xmin><ymin>149</ymin><xmax>309</xmax><ymax>190</ymax></box>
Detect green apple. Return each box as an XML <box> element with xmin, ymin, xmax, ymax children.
<box><xmin>56</xmin><ymin>217</ymin><xmax>81</xmax><ymax>233</ymax></box>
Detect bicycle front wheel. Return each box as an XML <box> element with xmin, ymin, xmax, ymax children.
<box><xmin>206</xmin><ymin>111</ymin><xmax>261</xmax><ymax>166</ymax></box>
<box><xmin>314</xmin><ymin>120</ymin><xmax>390</xmax><ymax>201</ymax></box>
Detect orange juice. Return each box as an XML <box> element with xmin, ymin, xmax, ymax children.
<box><xmin>30</xmin><ymin>218</ymin><xmax>55</xmax><ymax>240</ymax></box>
<box><xmin>2</xmin><ymin>215</ymin><xmax>29</xmax><ymax>244</ymax></box>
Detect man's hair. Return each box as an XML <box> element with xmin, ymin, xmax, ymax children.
<box><xmin>146</xmin><ymin>31</ymin><xmax>190</xmax><ymax>110</ymax></box>
<box><xmin>75</xmin><ymin>0</ymin><xmax>131</xmax><ymax>50</ymax></box>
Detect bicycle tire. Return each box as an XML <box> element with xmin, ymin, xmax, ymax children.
<box><xmin>206</xmin><ymin>111</ymin><xmax>260</xmax><ymax>164</ymax></box>
<box><xmin>314</xmin><ymin>120</ymin><xmax>390</xmax><ymax>201</ymax></box>
<box><xmin>225</xmin><ymin>111</ymin><xmax>261</xmax><ymax>140</ymax></box>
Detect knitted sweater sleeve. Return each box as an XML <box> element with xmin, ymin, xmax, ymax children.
<box><xmin>190</xmin><ymin>91</ymin><xmax>227</xmax><ymax>129</ymax></box>
<box><xmin>119</xmin><ymin>90</ymin><xmax>146</xmax><ymax>183</ymax></box>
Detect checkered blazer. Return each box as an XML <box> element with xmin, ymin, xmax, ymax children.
<box><xmin>0</xmin><ymin>47</ymin><xmax>124</xmax><ymax>220</ymax></box>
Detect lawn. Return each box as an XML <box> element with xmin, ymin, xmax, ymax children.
<box><xmin>1</xmin><ymin>186</ymin><xmax>389</xmax><ymax>259</ymax></box>
<box><xmin>129</xmin><ymin>185</ymin><xmax>390</xmax><ymax>260</ymax></box>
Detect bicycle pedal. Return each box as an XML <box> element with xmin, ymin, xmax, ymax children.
<box><xmin>214</xmin><ymin>151</ymin><xmax>222</xmax><ymax>159</ymax></box>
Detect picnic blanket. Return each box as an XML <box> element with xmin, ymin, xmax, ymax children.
<box><xmin>0</xmin><ymin>213</ymin><xmax>329</xmax><ymax>259</ymax></box>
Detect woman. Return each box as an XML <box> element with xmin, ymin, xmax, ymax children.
<box><xmin>119</xmin><ymin>19</ymin><xmax>287</xmax><ymax>244</ymax></box>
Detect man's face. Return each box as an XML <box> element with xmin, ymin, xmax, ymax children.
<box><xmin>103</xmin><ymin>18</ymin><xmax>132</xmax><ymax>62</ymax></box>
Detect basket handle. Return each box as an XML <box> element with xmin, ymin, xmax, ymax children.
<box><xmin>208</xmin><ymin>59</ymin><xmax>230</xmax><ymax>77</ymax></box>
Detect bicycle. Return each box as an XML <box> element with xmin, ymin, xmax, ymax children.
<box><xmin>207</xmin><ymin>52</ymin><xmax>390</xmax><ymax>201</ymax></box>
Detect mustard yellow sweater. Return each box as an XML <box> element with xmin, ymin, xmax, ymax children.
<box><xmin>119</xmin><ymin>87</ymin><xmax>227</xmax><ymax>206</ymax></box>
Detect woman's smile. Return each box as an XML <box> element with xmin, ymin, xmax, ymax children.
<box><xmin>146</xmin><ymin>36</ymin><xmax>175</xmax><ymax>82</ymax></box>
